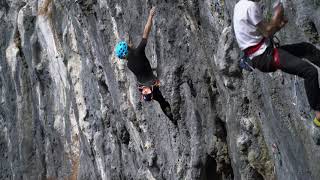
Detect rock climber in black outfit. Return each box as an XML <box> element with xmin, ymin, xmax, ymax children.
<box><xmin>114</xmin><ymin>7</ymin><xmax>175</xmax><ymax>124</ymax></box>
<box><xmin>233</xmin><ymin>0</ymin><xmax>320</xmax><ymax>131</ymax></box>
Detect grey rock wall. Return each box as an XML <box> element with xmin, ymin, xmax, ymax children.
<box><xmin>0</xmin><ymin>0</ymin><xmax>319</xmax><ymax>179</ymax></box>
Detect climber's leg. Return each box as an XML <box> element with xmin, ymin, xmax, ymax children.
<box><xmin>152</xmin><ymin>87</ymin><xmax>177</xmax><ymax>125</ymax></box>
<box><xmin>277</xmin><ymin>48</ymin><xmax>320</xmax><ymax>125</ymax></box>
<box><xmin>280</xmin><ymin>42</ymin><xmax>320</xmax><ymax>67</ymax></box>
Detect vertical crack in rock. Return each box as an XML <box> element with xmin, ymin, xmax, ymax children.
<box><xmin>201</xmin><ymin>116</ymin><xmax>234</xmax><ymax>180</ymax></box>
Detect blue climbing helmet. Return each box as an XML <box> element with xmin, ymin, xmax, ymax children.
<box><xmin>115</xmin><ymin>41</ymin><xmax>129</xmax><ymax>59</ymax></box>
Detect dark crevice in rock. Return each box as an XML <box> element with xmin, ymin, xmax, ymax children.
<box><xmin>215</xmin><ymin>117</ymin><xmax>234</xmax><ymax>179</ymax></box>
<box><xmin>119</xmin><ymin>126</ymin><xmax>130</xmax><ymax>145</ymax></box>
<box><xmin>0</xmin><ymin>1</ymin><xmax>10</xmax><ymax>13</ymax></box>
<box><xmin>251</xmin><ymin>168</ymin><xmax>264</xmax><ymax>180</ymax></box>
<box><xmin>216</xmin><ymin>117</ymin><xmax>227</xmax><ymax>142</ymax></box>
<box><xmin>31</xmin><ymin>36</ymin><xmax>41</xmax><ymax>65</ymax></box>
<box><xmin>168</xmin><ymin>23</ymin><xmax>177</xmax><ymax>45</ymax></box>
<box><xmin>172</xmin><ymin>65</ymin><xmax>184</xmax><ymax>122</ymax></box>
<box><xmin>148</xmin><ymin>156</ymin><xmax>161</xmax><ymax>180</ymax></box>
<box><xmin>201</xmin><ymin>155</ymin><xmax>221</xmax><ymax>180</ymax></box>
<box><xmin>241</xmin><ymin>97</ymin><xmax>250</xmax><ymax>118</ymax></box>
<box><xmin>187</xmin><ymin>78</ymin><xmax>197</xmax><ymax>97</ymax></box>
<box><xmin>76</xmin><ymin>0</ymin><xmax>97</xmax><ymax>17</ymax></box>
<box><xmin>205</xmin><ymin>74</ymin><xmax>219</xmax><ymax>109</ymax></box>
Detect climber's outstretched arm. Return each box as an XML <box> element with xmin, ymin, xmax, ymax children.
<box><xmin>143</xmin><ymin>7</ymin><xmax>156</xmax><ymax>39</ymax></box>
<box><xmin>257</xmin><ymin>3</ymin><xmax>288</xmax><ymax>38</ymax></box>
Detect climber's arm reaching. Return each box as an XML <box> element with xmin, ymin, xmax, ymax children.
<box><xmin>257</xmin><ymin>3</ymin><xmax>288</xmax><ymax>38</ymax></box>
<box><xmin>142</xmin><ymin>7</ymin><xmax>156</xmax><ymax>40</ymax></box>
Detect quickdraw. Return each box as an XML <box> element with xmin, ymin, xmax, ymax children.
<box><xmin>239</xmin><ymin>52</ymin><xmax>254</xmax><ymax>72</ymax></box>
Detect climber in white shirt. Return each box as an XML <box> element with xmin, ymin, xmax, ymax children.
<box><xmin>233</xmin><ymin>0</ymin><xmax>320</xmax><ymax>135</ymax></box>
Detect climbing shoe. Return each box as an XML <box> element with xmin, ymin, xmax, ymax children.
<box><xmin>313</xmin><ymin>117</ymin><xmax>320</xmax><ymax>127</ymax></box>
<box><xmin>312</xmin><ymin>118</ymin><xmax>320</xmax><ymax>145</ymax></box>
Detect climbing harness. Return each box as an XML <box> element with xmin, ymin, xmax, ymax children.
<box><xmin>239</xmin><ymin>38</ymin><xmax>267</xmax><ymax>72</ymax></box>
<box><xmin>244</xmin><ymin>38</ymin><xmax>267</xmax><ymax>56</ymax></box>
<box><xmin>138</xmin><ymin>80</ymin><xmax>160</xmax><ymax>102</ymax></box>
<box><xmin>239</xmin><ymin>36</ymin><xmax>282</xmax><ymax>72</ymax></box>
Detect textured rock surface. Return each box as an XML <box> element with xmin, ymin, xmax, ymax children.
<box><xmin>0</xmin><ymin>0</ymin><xmax>320</xmax><ymax>179</ymax></box>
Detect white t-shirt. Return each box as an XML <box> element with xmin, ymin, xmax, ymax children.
<box><xmin>233</xmin><ymin>0</ymin><xmax>268</xmax><ymax>58</ymax></box>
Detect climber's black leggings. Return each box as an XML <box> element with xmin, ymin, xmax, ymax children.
<box><xmin>152</xmin><ymin>86</ymin><xmax>171</xmax><ymax>112</ymax></box>
<box><xmin>252</xmin><ymin>42</ymin><xmax>320</xmax><ymax>111</ymax></box>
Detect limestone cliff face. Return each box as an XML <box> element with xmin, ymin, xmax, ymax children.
<box><xmin>0</xmin><ymin>0</ymin><xmax>320</xmax><ymax>179</ymax></box>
